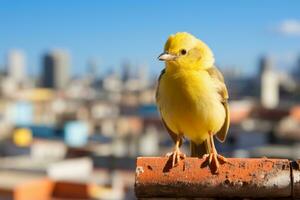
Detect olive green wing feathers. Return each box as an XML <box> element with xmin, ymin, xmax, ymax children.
<box><xmin>155</xmin><ymin>69</ymin><xmax>165</xmax><ymax>102</ymax></box>
<box><xmin>207</xmin><ymin>66</ymin><xmax>230</xmax><ymax>142</ymax></box>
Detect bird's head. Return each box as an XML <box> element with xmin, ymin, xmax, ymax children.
<box><xmin>158</xmin><ymin>32</ymin><xmax>214</xmax><ymax>70</ymax></box>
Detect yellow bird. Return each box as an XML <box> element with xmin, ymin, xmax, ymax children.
<box><xmin>156</xmin><ymin>32</ymin><xmax>230</xmax><ymax>173</ymax></box>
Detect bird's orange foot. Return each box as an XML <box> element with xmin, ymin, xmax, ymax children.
<box><xmin>203</xmin><ymin>153</ymin><xmax>227</xmax><ymax>173</ymax></box>
<box><xmin>166</xmin><ymin>148</ymin><xmax>186</xmax><ymax>167</ymax></box>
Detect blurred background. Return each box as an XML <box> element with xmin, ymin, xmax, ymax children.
<box><xmin>0</xmin><ymin>1</ymin><xmax>300</xmax><ymax>199</ymax></box>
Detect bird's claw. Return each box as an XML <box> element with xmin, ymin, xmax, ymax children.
<box><xmin>203</xmin><ymin>153</ymin><xmax>227</xmax><ymax>173</ymax></box>
<box><xmin>166</xmin><ymin>148</ymin><xmax>186</xmax><ymax>167</ymax></box>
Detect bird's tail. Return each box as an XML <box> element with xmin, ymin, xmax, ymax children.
<box><xmin>190</xmin><ymin>140</ymin><xmax>211</xmax><ymax>157</ymax></box>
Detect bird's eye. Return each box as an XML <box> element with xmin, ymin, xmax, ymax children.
<box><xmin>180</xmin><ymin>49</ymin><xmax>187</xmax><ymax>55</ymax></box>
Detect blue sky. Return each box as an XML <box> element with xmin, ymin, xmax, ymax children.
<box><xmin>0</xmin><ymin>0</ymin><xmax>300</xmax><ymax>77</ymax></box>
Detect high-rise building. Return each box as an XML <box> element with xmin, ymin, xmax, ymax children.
<box><xmin>42</xmin><ymin>50</ymin><xmax>70</xmax><ymax>89</ymax></box>
<box><xmin>6</xmin><ymin>49</ymin><xmax>26</xmax><ymax>82</ymax></box>
<box><xmin>121</xmin><ymin>60</ymin><xmax>131</xmax><ymax>82</ymax></box>
<box><xmin>87</xmin><ymin>58</ymin><xmax>98</xmax><ymax>82</ymax></box>
<box><xmin>137</xmin><ymin>64</ymin><xmax>149</xmax><ymax>89</ymax></box>
<box><xmin>259</xmin><ymin>56</ymin><xmax>279</xmax><ymax>109</ymax></box>
<box><xmin>296</xmin><ymin>55</ymin><xmax>300</xmax><ymax>79</ymax></box>
<box><xmin>87</xmin><ymin>58</ymin><xmax>98</xmax><ymax>76</ymax></box>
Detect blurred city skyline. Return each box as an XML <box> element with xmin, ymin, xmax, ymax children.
<box><xmin>1</xmin><ymin>0</ymin><xmax>300</xmax><ymax>77</ymax></box>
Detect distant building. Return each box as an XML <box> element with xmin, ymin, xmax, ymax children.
<box><xmin>42</xmin><ymin>50</ymin><xmax>70</xmax><ymax>89</ymax></box>
<box><xmin>223</xmin><ymin>66</ymin><xmax>257</xmax><ymax>100</ymax></box>
<box><xmin>137</xmin><ymin>64</ymin><xmax>149</xmax><ymax>89</ymax></box>
<box><xmin>294</xmin><ymin>55</ymin><xmax>300</xmax><ymax>81</ymax></box>
<box><xmin>87</xmin><ymin>58</ymin><xmax>98</xmax><ymax>77</ymax></box>
<box><xmin>121</xmin><ymin>60</ymin><xmax>131</xmax><ymax>82</ymax></box>
<box><xmin>86</xmin><ymin>58</ymin><xmax>99</xmax><ymax>86</ymax></box>
<box><xmin>103</xmin><ymin>72</ymin><xmax>122</xmax><ymax>92</ymax></box>
<box><xmin>259</xmin><ymin>56</ymin><xmax>279</xmax><ymax>109</ymax></box>
<box><xmin>297</xmin><ymin>55</ymin><xmax>300</xmax><ymax>73</ymax></box>
<box><xmin>6</xmin><ymin>49</ymin><xmax>26</xmax><ymax>82</ymax></box>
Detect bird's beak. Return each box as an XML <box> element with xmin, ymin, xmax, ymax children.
<box><xmin>158</xmin><ymin>52</ymin><xmax>177</xmax><ymax>61</ymax></box>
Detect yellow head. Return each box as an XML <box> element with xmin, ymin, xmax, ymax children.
<box><xmin>158</xmin><ymin>32</ymin><xmax>214</xmax><ymax>70</ymax></box>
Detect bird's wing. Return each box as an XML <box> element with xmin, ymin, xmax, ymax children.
<box><xmin>156</xmin><ymin>69</ymin><xmax>183</xmax><ymax>146</ymax></box>
<box><xmin>207</xmin><ymin>66</ymin><xmax>230</xmax><ymax>142</ymax></box>
<box><xmin>155</xmin><ymin>69</ymin><xmax>165</xmax><ymax>102</ymax></box>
